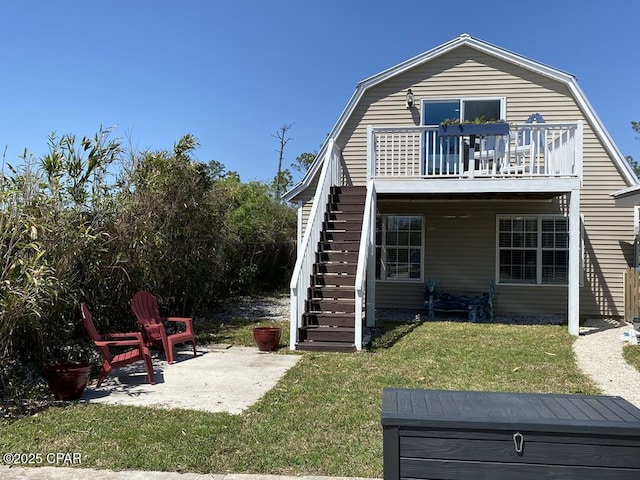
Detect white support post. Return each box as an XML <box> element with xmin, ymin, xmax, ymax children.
<box><xmin>568</xmin><ymin>188</ymin><xmax>581</xmax><ymax>336</ymax></box>
<box><xmin>289</xmin><ymin>288</ymin><xmax>299</xmax><ymax>350</ymax></box>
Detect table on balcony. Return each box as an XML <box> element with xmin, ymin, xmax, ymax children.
<box><xmin>436</xmin><ymin>123</ymin><xmax>510</xmax><ymax>177</ymax></box>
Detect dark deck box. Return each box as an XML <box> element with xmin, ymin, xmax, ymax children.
<box><xmin>382</xmin><ymin>388</ymin><xmax>640</xmax><ymax>480</ymax></box>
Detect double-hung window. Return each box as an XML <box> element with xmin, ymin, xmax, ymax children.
<box><xmin>376</xmin><ymin>215</ymin><xmax>423</xmax><ymax>281</ymax></box>
<box><xmin>497</xmin><ymin>215</ymin><xmax>569</xmax><ymax>285</ymax></box>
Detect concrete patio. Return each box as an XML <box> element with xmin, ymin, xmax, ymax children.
<box><xmin>79</xmin><ymin>344</ymin><xmax>301</xmax><ymax>414</ymax></box>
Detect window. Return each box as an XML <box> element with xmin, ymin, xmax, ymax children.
<box><xmin>422</xmin><ymin>98</ymin><xmax>505</xmax><ymax>174</ymax></box>
<box><xmin>422</xmin><ymin>98</ymin><xmax>504</xmax><ymax>126</ymax></box>
<box><xmin>497</xmin><ymin>216</ymin><xmax>569</xmax><ymax>285</ymax></box>
<box><xmin>376</xmin><ymin>215</ymin><xmax>423</xmax><ymax>281</ymax></box>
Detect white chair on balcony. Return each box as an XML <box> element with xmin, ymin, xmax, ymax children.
<box><xmin>473</xmin><ymin>135</ymin><xmax>507</xmax><ymax>175</ymax></box>
<box><xmin>501</xmin><ymin>113</ymin><xmax>546</xmax><ymax>175</ymax></box>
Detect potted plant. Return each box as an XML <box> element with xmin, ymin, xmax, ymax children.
<box><xmin>438</xmin><ymin>117</ymin><xmax>510</xmax><ymax>137</ymax></box>
<box><xmin>41</xmin><ymin>319</ymin><xmax>97</xmax><ymax>401</ymax></box>
<box><xmin>44</xmin><ymin>362</ymin><xmax>92</xmax><ymax>401</ymax></box>
<box><xmin>253</xmin><ymin>325</ymin><xmax>282</xmax><ymax>352</ymax></box>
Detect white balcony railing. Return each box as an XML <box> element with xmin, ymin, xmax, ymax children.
<box><xmin>367</xmin><ymin>122</ymin><xmax>582</xmax><ymax>180</ymax></box>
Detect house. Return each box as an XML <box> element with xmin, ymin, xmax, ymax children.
<box><xmin>284</xmin><ymin>34</ymin><xmax>638</xmax><ymax>352</ymax></box>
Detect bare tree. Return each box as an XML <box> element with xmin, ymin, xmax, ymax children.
<box><xmin>273</xmin><ymin>124</ymin><xmax>293</xmax><ymax>201</ymax></box>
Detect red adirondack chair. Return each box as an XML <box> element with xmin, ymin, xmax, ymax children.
<box><xmin>130</xmin><ymin>291</ymin><xmax>197</xmax><ymax>364</ymax></box>
<box><xmin>81</xmin><ymin>303</ymin><xmax>155</xmax><ymax>387</ymax></box>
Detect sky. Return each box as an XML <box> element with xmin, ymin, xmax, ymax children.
<box><xmin>0</xmin><ymin>1</ymin><xmax>638</xmax><ymax>185</ymax></box>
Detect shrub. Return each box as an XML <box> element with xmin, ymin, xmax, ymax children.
<box><xmin>0</xmin><ymin>130</ymin><xmax>296</xmax><ymax>403</ymax></box>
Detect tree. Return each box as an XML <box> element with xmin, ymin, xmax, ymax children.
<box><xmin>272</xmin><ymin>124</ymin><xmax>293</xmax><ymax>202</ymax></box>
<box><xmin>272</xmin><ymin>169</ymin><xmax>293</xmax><ymax>197</ymax></box>
<box><xmin>118</xmin><ymin>134</ymin><xmax>220</xmax><ymax>313</ymax></box>
<box><xmin>273</xmin><ymin>152</ymin><xmax>316</xmax><ymax>199</ymax></box>
<box><xmin>629</xmin><ymin>122</ymin><xmax>640</xmax><ymax>177</ymax></box>
<box><xmin>291</xmin><ymin>152</ymin><xmax>316</xmax><ymax>176</ymax></box>
<box><xmin>627</xmin><ymin>156</ymin><xmax>640</xmax><ymax>177</ymax></box>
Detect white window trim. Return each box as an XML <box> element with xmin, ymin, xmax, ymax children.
<box><xmin>495</xmin><ymin>214</ymin><xmax>574</xmax><ymax>286</ymax></box>
<box><xmin>376</xmin><ymin>214</ymin><xmax>424</xmax><ymax>283</ymax></box>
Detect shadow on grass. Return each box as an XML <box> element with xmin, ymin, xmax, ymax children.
<box><xmin>367</xmin><ymin>320</ymin><xmax>420</xmax><ymax>351</ymax></box>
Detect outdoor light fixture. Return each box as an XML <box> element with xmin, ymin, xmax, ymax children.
<box><xmin>406</xmin><ymin>89</ymin><xmax>414</xmax><ymax>109</ymax></box>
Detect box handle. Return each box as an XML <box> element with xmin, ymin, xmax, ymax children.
<box><xmin>513</xmin><ymin>432</ymin><xmax>524</xmax><ymax>454</ymax></box>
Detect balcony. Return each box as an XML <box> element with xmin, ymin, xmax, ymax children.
<box><xmin>366</xmin><ymin>122</ymin><xmax>582</xmax><ymax>193</ymax></box>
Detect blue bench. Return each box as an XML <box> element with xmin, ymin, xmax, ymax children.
<box><xmin>425</xmin><ymin>279</ymin><xmax>495</xmax><ymax>322</ymax></box>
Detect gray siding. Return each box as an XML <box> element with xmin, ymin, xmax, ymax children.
<box><xmin>375</xmin><ymin>199</ymin><xmax>572</xmax><ymax>315</ymax></box>
<box><xmin>299</xmin><ymin>45</ymin><xmax>635</xmax><ymax>319</ymax></box>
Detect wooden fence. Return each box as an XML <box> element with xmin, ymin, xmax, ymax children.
<box><xmin>624</xmin><ymin>266</ymin><xmax>640</xmax><ymax>322</ymax></box>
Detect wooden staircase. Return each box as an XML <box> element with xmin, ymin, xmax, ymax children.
<box><xmin>297</xmin><ymin>186</ymin><xmax>366</xmax><ymax>352</ymax></box>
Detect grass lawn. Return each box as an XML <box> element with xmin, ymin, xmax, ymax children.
<box><xmin>0</xmin><ymin>320</ymin><xmax>599</xmax><ymax>477</ymax></box>
<box><xmin>623</xmin><ymin>344</ymin><xmax>640</xmax><ymax>371</ymax></box>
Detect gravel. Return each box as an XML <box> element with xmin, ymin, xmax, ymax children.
<box><xmin>205</xmin><ymin>294</ymin><xmax>290</xmax><ymax>322</ymax></box>
<box><xmin>375</xmin><ymin>308</ymin><xmax>565</xmax><ymax>325</ymax></box>
<box><xmin>573</xmin><ymin>318</ymin><xmax>640</xmax><ymax>408</ymax></box>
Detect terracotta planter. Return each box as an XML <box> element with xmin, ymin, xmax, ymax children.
<box><xmin>44</xmin><ymin>363</ymin><xmax>91</xmax><ymax>401</ymax></box>
<box><xmin>253</xmin><ymin>327</ymin><xmax>282</xmax><ymax>352</ymax></box>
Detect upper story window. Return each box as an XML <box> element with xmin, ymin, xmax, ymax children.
<box><xmin>422</xmin><ymin>97</ymin><xmax>505</xmax><ymax>125</ymax></box>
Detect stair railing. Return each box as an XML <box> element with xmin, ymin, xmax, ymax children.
<box><xmin>289</xmin><ymin>139</ymin><xmax>342</xmax><ymax>350</ymax></box>
<box><xmin>354</xmin><ymin>180</ymin><xmax>376</xmax><ymax>350</ymax></box>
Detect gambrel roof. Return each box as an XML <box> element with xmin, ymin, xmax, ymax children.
<box><xmin>284</xmin><ymin>33</ymin><xmax>636</xmax><ymax>201</ymax></box>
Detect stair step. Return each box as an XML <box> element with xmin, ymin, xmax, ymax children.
<box><xmin>309</xmin><ymin>287</ymin><xmax>354</xmax><ymax>299</ymax></box>
<box><xmin>328</xmin><ymin>203</ymin><xmax>365</xmax><ymax>213</ymax></box>
<box><xmin>299</xmin><ymin>326</ymin><xmax>355</xmax><ymax>342</ymax></box>
<box><xmin>295</xmin><ymin>340</ymin><xmax>357</xmax><ymax>353</ymax></box>
<box><xmin>322</xmin><ymin>231</ymin><xmax>361</xmax><ymax>242</ymax></box>
<box><xmin>329</xmin><ymin>193</ymin><xmax>366</xmax><ymax>204</ymax></box>
<box><xmin>314</xmin><ymin>263</ymin><xmax>357</xmax><ymax>275</ymax></box>
<box><xmin>306</xmin><ymin>299</ymin><xmax>356</xmax><ymax>313</ymax></box>
<box><xmin>331</xmin><ymin>185</ymin><xmax>366</xmax><ymax>194</ymax></box>
<box><xmin>304</xmin><ymin>313</ymin><xmax>355</xmax><ymax>327</ymax></box>
<box><xmin>319</xmin><ymin>241</ymin><xmax>360</xmax><ymax>252</ymax></box>
<box><xmin>317</xmin><ymin>251</ymin><xmax>358</xmax><ymax>262</ymax></box>
<box><xmin>326</xmin><ymin>212</ymin><xmax>365</xmax><ymax>222</ymax></box>
<box><xmin>323</xmin><ymin>221</ymin><xmax>361</xmax><ymax>233</ymax></box>
<box><xmin>313</xmin><ymin>274</ymin><xmax>355</xmax><ymax>286</ymax></box>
